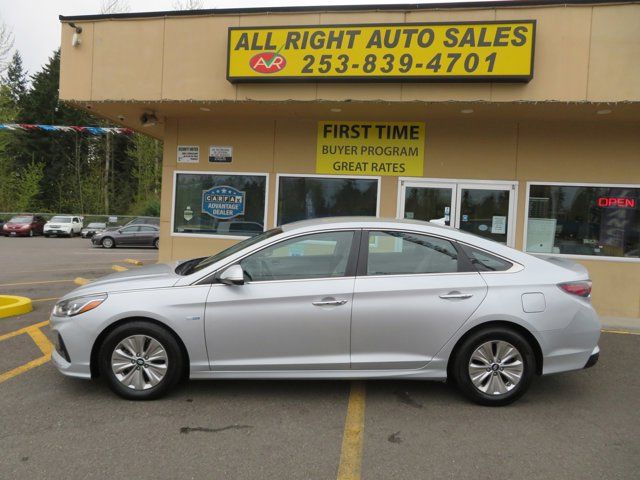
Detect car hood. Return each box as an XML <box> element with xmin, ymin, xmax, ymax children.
<box><xmin>61</xmin><ymin>263</ymin><xmax>179</xmax><ymax>299</ymax></box>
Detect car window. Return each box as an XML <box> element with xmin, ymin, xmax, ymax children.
<box><xmin>366</xmin><ymin>231</ymin><xmax>459</xmax><ymax>275</ymax></box>
<box><xmin>10</xmin><ymin>216</ymin><xmax>33</xmax><ymax>223</ymax></box>
<box><xmin>121</xmin><ymin>226</ymin><xmax>140</xmax><ymax>233</ymax></box>
<box><xmin>50</xmin><ymin>216</ymin><xmax>72</xmax><ymax>223</ymax></box>
<box><xmin>139</xmin><ymin>226</ymin><xmax>157</xmax><ymax>232</ymax></box>
<box><xmin>461</xmin><ymin>244</ymin><xmax>513</xmax><ymax>272</ymax></box>
<box><xmin>240</xmin><ymin>231</ymin><xmax>354</xmax><ymax>282</ymax></box>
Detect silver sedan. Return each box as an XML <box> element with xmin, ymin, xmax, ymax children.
<box><xmin>50</xmin><ymin>217</ymin><xmax>600</xmax><ymax>405</ymax></box>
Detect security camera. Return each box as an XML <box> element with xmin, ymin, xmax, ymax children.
<box><xmin>117</xmin><ymin>115</ymin><xmax>125</xmax><ymax>121</ymax></box>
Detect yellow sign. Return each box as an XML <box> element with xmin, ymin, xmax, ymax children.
<box><xmin>316</xmin><ymin>122</ymin><xmax>425</xmax><ymax>176</ymax></box>
<box><xmin>227</xmin><ymin>21</ymin><xmax>535</xmax><ymax>82</ymax></box>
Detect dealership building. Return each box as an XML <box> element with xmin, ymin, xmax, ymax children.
<box><xmin>59</xmin><ymin>1</ymin><xmax>639</xmax><ymax>322</ymax></box>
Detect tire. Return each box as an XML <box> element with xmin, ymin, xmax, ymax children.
<box><xmin>98</xmin><ymin>321</ymin><xmax>184</xmax><ymax>400</ymax></box>
<box><xmin>102</xmin><ymin>237</ymin><xmax>115</xmax><ymax>248</ymax></box>
<box><xmin>44</xmin><ymin>234</ymin><xmax>50</xmax><ymax>238</ymax></box>
<box><xmin>452</xmin><ymin>327</ymin><xmax>535</xmax><ymax>406</ymax></box>
<box><xmin>153</xmin><ymin>238</ymin><xmax>159</xmax><ymax>249</ymax></box>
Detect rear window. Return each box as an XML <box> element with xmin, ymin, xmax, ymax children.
<box><xmin>461</xmin><ymin>245</ymin><xmax>513</xmax><ymax>272</ymax></box>
<box><xmin>50</xmin><ymin>216</ymin><xmax>72</xmax><ymax>223</ymax></box>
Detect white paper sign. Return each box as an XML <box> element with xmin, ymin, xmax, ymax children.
<box><xmin>526</xmin><ymin>218</ymin><xmax>557</xmax><ymax>253</ymax></box>
<box><xmin>177</xmin><ymin>145</ymin><xmax>200</xmax><ymax>163</ymax></box>
<box><xmin>209</xmin><ymin>145</ymin><xmax>233</xmax><ymax>163</ymax></box>
<box><xmin>491</xmin><ymin>216</ymin><xmax>507</xmax><ymax>234</ymax></box>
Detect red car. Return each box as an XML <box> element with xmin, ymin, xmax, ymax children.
<box><xmin>2</xmin><ymin>214</ymin><xmax>47</xmax><ymax>237</ymax></box>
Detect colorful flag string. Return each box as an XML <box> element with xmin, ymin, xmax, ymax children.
<box><xmin>0</xmin><ymin>124</ymin><xmax>134</xmax><ymax>135</ymax></box>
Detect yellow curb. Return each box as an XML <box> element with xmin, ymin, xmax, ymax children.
<box><xmin>601</xmin><ymin>329</ymin><xmax>640</xmax><ymax>336</ymax></box>
<box><xmin>124</xmin><ymin>258</ymin><xmax>143</xmax><ymax>266</ymax></box>
<box><xmin>112</xmin><ymin>265</ymin><xmax>128</xmax><ymax>272</ymax></box>
<box><xmin>74</xmin><ymin>277</ymin><xmax>91</xmax><ymax>286</ymax></box>
<box><xmin>0</xmin><ymin>295</ymin><xmax>33</xmax><ymax>319</ymax></box>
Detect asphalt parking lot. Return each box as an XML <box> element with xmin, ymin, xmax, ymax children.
<box><xmin>0</xmin><ymin>236</ymin><xmax>639</xmax><ymax>480</ymax></box>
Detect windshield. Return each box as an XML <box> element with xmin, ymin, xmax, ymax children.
<box><xmin>177</xmin><ymin>228</ymin><xmax>283</xmax><ymax>276</ymax></box>
<box><xmin>50</xmin><ymin>216</ymin><xmax>72</xmax><ymax>223</ymax></box>
<box><xmin>9</xmin><ymin>216</ymin><xmax>32</xmax><ymax>223</ymax></box>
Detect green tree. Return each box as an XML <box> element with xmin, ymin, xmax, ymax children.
<box><xmin>3</xmin><ymin>51</ymin><xmax>27</xmax><ymax>108</ymax></box>
<box><xmin>128</xmin><ymin>133</ymin><xmax>162</xmax><ymax>215</ymax></box>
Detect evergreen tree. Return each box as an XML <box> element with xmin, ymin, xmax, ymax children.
<box><xmin>3</xmin><ymin>51</ymin><xmax>27</xmax><ymax>108</ymax></box>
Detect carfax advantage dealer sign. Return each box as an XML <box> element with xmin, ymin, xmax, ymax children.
<box><xmin>227</xmin><ymin>21</ymin><xmax>535</xmax><ymax>82</ymax></box>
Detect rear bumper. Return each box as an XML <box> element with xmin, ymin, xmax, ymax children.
<box><xmin>584</xmin><ymin>346</ymin><xmax>599</xmax><ymax>369</ymax></box>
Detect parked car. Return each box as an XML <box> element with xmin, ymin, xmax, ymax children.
<box><xmin>81</xmin><ymin>222</ymin><xmax>107</xmax><ymax>238</ymax></box>
<box><xmin>92</xmin><ymin>224</ymin><xmax>159</xmax><ymax>249</ymax></box>
<box><xmin>44</xmin><ymin>216</ymin><xmax>83</xmax><ymax>237</ymax></box>
<box><xmin>50</xmin><ymin>217</ymin><xmax>600</xmax><ymax>404</ymax></box>
<box><xmin>2</xmin><ymin>214</ymin><xmax>46</xmax><ymax>237</ymax></box>
<box><xmin>124</xmin><ymin>216</ymin><xmax>160</xmax><ymax>227</ymax></box>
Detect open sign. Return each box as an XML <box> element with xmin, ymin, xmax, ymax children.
<box><xmin>597</xmin><ymin>197</ymin><xmax>636</xmax><ymax>208</ymax></box>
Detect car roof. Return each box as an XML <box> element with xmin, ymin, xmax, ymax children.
<box><xmin>281</xmin><ymin>216</ymin><xmax>454</xmax><ymax>233</ymax></box>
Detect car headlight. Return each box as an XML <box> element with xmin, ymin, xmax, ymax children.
<box><xmin>53</xmin><ymin>294</ymin><xmax>107</xmax><ymax>317</ymax></box>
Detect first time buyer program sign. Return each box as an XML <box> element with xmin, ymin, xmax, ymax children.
<box><xmin>317</xmin><ymin>122</ymin><xmax>425</xmax><ymax>176</ymax></box>
<box><xmin>227</xmin><ymin>21</ymin><xmax>535</xmax><ymax>82</ymax></box>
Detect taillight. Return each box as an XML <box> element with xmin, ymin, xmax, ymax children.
<box><xmin>558</xmin><ymin>280</ymin><xmax>592</xmax><ymax>297</ymax></box>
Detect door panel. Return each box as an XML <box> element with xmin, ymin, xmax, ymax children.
<box><xmin>352</xmin><ymin>274</ymin><xmax>486</xmax><ymax>369</ymax></box>
<box><xmin>457</xmin><ymin>187</ymin><xmax>512</xmax><ymax>244</ymax></box>
<box><xmin>401</xmin><ymin>182</ymin><xmax>455</xmax><ymax>226</ymax></box>
<box><xmin>351</xmin><ymin>230</ymin><xmax>487</xmax><ymax>370</ymax></box>
<box><xmin>205</xmin><ymin>278</ymin><xmax>353</xmax><ymax>370</ymax></box>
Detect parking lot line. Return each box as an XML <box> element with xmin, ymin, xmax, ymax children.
<box><xmin>31</xmin><ymin>297</ymin><xmax>59</xmax><ymax>303</ymax></box>
<box><xmin>601</xmin><ymin>329</ymin><xmax>640</xmax><ymax>336</ymax></box>
<box><xmin>0</xmin><ymin>354</ymin><xmax>50</xmax><ymax>384</ymax></box>
<box><xmin>112</xmin><ymin>265</ymin><xmax>128</xmax><ymax>272</ymax></box>
<box><xmin>0</xmin><ymin>279</ymin><xmax>74</xmax><ymax>288</ymax></box>
<box><xmin>74</xmin><ymin>277</ymin><xmax>91</xmax><ymax>286</ymax></box>
<box><xmin>27</xmin><ymin>327</ymin><xmax>53</xmax><ymax>356</ymax></box>
<box><xmin>124</xmin><ymin>258</ymin><xmax>143</xmax><ymax>266</ymax></box>
<box><xmin>0</xmin><ymin>320</ymin><xmax>53</xmax><ymax>385</ymax></box>
<box><xmin>0</xmin><ymin>320</ymin><xmax>49</xmax><ymax>341</ymax></box>
<box><xmin>337</xmin><ymin>381</ymin><xmax>366</xmax><ymax>480</ymax></box>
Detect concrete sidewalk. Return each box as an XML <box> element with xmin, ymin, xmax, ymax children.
<box><xmin>601</xmin><ymin>316</ymin><xmax>640</xmax><ymax>332</ymax></box>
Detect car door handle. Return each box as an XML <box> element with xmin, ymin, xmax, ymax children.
<box><xmin>439</xmin><ymin>292</ymin><xmax>473</xmax><ymax>300</ymax></box>
<box><xmin>312</xmin><ymin>299</ymin><xmax>348</xmax><ymax>307</ymax></box>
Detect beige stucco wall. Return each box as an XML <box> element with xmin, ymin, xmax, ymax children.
<box><xmin>59</xmin><ymin>3</ymin><xmax>640</xmax><ymax>103</ymax></box>
<box><xmin>157</xmin><ymin>116</ymin><xmax>640</xmax><ymax>319</ymax></box>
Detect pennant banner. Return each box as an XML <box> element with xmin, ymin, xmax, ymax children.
<box><xmin>0</xmin><ymin>124</ymin><xmax>134</xmax><ymax>135</ymax></box>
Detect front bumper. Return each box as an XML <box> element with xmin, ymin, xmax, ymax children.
<box><xmin>49</xmin><ymin>314</ymin><xmax>94</xmax><ymax>379</ymax></box>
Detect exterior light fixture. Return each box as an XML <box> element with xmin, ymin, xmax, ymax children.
<box><xmin>68</xmin><ymin>22</ymin><xmax>83</xmax><ymax>47</ymax></box>
<box><xmin>140</xmin><ymin>113</ymin><xmax>158</xmax><ymax>127</ymax></box>
<box><xmin>330</xmin><ymin>108</ymin><xmax>342</xmax><ymax>113</ymax></box>
<box><xmin>596</xmin><ymin>109</ymin><xmax>612</xmax><ymax>115</ymax></box>
<box><xmin>460</xmin><ymin>109</ymin><xmax>474</xmax><ymax>114</ymax></box>
<box><xmin>199</xmin><ymin>107</ymin><xmax>211</xmax><ymax>112</ymax></box>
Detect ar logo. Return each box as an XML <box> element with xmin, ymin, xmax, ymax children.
<box><xmin>250</xmin><ymin>52</ymin><xmax>287</xmax><ymax>74</ymax></box>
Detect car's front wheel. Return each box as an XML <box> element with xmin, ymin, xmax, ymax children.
<box><xmin>153</xmin><ymin>238</ymin><xmax>159</xmax><ymax>249</ymax></box>
<box><xmin>453</xmin><ymin>327</ymin><xmax>535</xmax><ymax>406</ymax></box>
<box><xmin>101</xmin><ymin>237</ymin><xmax>115</xmax><ymax>248</ymax></box>
<box><xmin>98</xmin><ymin>321</ymin><xmax>184</xmax><ymax>400</ymax></box>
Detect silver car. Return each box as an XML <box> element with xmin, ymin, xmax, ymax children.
<box><xmin>50</xmin><ymin>217</ymin><xmax>600</xmax><ymax>405</ymax></box>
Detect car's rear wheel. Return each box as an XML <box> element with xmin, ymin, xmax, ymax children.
<box><xmin>153</xmin><ymin>238</ymin><xmax>159</xmax><ymax>249</ymax></box>
<box><xmin>98</xmin><ymin>321</ymin><xmax>184</xmax><ymax>400</ymax></box>
<box><xmin>453</xmin><ymin>327</ymin><xmax>535</xmax><ymax>406</ymax></box>
<box><xmin>102</xmin><ymin>237</ymin><xmax>115</xmax><ymax>248</ymax></box>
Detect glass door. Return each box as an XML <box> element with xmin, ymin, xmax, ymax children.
<box><xmin>455</xmin><ymin>184</ymin><xmax>516</xmax><ymax>246</ymax></box>
<box><xmin>400</xmin><ymin>181</ymin><xmax>456</xmax><ymax>226</ymax></box>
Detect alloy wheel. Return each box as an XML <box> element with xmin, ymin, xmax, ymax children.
<box><xmin>468</xmin><ymin>340</ymin><xmax>524</xmax><ymax>395</ymax></box>
<box><xmin>111</xmin><ymin>335</ymin><xmax>169</xmax><ymax>390</ymax></box>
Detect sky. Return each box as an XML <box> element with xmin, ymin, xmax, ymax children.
<box><xmin>0</xmin><ymin>0</ymin><xmax>502</xmax><ymax>77</ymax></box>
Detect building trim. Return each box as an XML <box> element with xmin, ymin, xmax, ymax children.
<box><xmin>59</xmin><ymin>0</ymin><xmax>629</xmax><ymax>22</ymax></box>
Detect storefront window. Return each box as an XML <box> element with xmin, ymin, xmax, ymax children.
<box><xmin>277</xmin><ymin>175</ymin><xmax>379</xmax><ymax>225</ymax></box>
<box><xmin>526</xmin><ymin>184</ymin><xmax>639</xmax><ymax>258</ymax></box>
<box><xmin>173</xmin><ymin>172</ymin><xmax>267</xmax><ymax>237</ymax></box>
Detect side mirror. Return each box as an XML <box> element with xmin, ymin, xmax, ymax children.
<box><xmin>217</xmin><ymin>264</ymin><xmax>245</xmax><ymax>285</ymax></box>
